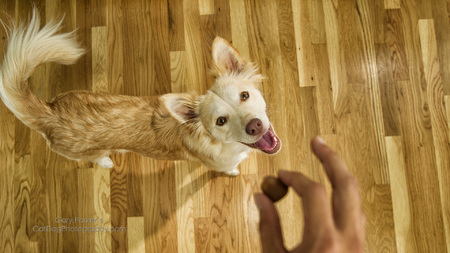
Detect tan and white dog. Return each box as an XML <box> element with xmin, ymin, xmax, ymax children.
<box><xmin>0</xmin><ymin>10</ymin><xmax>281</xmax><ymax>176</ymax></box>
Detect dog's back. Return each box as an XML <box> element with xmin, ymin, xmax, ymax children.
<box><xmin>0</xmin><ymin>8</ymin><xmax>202</xmax><ymax>166</ymax></box>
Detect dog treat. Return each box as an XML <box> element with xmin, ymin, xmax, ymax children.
<box><xmin>261</xmin><ymin>176</ymin><xmax>288</xmax><ymax>202</ymax></box>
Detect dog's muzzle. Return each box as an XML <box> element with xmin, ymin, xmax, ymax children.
<box><xmin>242</xmin><ymin>123</ymin><xmax>281</xmax><ymax>154</ymax></box>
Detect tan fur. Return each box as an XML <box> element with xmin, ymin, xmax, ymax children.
<box><xmin>0</xmin><ymin>9</ymin><xmax>281</xmax><ymax>175</ymax></box>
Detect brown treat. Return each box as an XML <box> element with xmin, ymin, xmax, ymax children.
<box><xmin>261</xmin><ymin>176</ymin><xmax>288</xmax><ymax>202</ymax></box>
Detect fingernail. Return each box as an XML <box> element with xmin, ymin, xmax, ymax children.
<box><xmin>254</xmin><ymin>194</ymin><xmax>263</xmax><ymax>211</ymax></box>
<box><xmin>316</xmin><ymin>136</ymin><xmax>326</xmax><ymax>145</ymax></box>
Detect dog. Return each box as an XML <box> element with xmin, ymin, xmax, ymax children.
<box><xmin>0</xmin><ymin>9</ymin><xmax>281</xmax><ymax>176</ymax></box>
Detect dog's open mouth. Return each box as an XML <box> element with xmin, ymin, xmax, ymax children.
<box><xmin>243</xmin><ymin>125</ymin><xmax>281</xmax><ymax>154</ymax></box>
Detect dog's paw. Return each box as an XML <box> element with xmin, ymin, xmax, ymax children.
<box><xmin>96</xmin><ymin>157</ymin><xmax>114</xmax><ymax>169</ymax></box>
<box><xmin>224</xmin><ymin>168</ymin><xmax>240</xmax><ymax>176</ymax></box>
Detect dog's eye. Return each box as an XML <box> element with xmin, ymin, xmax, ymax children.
<box><xmin>240</xmin><ymin>91</ymin><xmax>250</xmax><ymax>101</ymax></box>
<box><xmin>216</xmin><ymin>117</ymin><xmax>227</xmax><ymax>126</ymax></box>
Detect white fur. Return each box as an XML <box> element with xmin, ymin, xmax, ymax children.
<box><xmin>96</xmin><ymin>157</ymin><xmax>114</xmax><ymax>169</ymax></box>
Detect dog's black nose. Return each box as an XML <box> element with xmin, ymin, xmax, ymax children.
<box><xmin>246</xmin><ymin>118</ymin><xmax>263</xmax><ymax>136</ymax></box>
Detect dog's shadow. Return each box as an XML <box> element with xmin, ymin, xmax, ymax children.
<box><xmin>112</xmin><ymin>153</ymin><xmax>220</xmax><ymax>237</ymax></box>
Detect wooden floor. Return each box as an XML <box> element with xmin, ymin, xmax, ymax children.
<box><xmin>0</xmin><ymin>0</ymin><xmax>449</xmax><ymax>252</ymax></box>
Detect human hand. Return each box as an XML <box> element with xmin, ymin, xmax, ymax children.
<box><xmin>254</xmin><ymin>136</ymin><xmax>365</xmax><ymax>253</ymax></box>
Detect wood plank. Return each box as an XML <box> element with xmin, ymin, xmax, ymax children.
<box><xmin>60</xmin><ymin>153</ymin><xmax>79</xmax><ymax>252</ymax></box>
<box><xmin>396</xmin><ymin>80</ymin><xmax>447</xmax><ymax>252</ymax></box>
<box><xmin>245</xmin><ymin>0</ymin><xmax>298</xmax><ymax>248</ymax></box>
<box><xmin>313</xmin><ymin>44</ymin><xmax>337</xmax><ymax>135</ymax></box>
<box><xmin>0</xmin><ymin>92</ymin><xmax>15</xmax><ymax>253</ymax></box>
<box><xmin>44</xmin><ymin>153</ymin><xmax>66</xmax><ymax>252</ymax></box>
<box><xmin>199</xmin><ymin>0</ymin><xmax>215</xmax><ymax>15</ymax></box>
<box><xmin>418</xmin><ymin>19</ymin><xmax>450</xmax><ymax>251</ymax></box>
<box><xmin>446</xmin><ymin>95</ymin><xmax>450</xmax><ymax>142</ymax></box>
<box><xmin>364</xmin><ymin>184</ymin><xmax>397</xmax><ymax>253</ymax></box>
<box><xmin>78</xmin><ymin>168</ymin><xmax>96</xmax><ymax>252</ymax></box>
<box><xmin>13</xmin><ymin>154</ymin><xmax>32</xmax><ymax>253</ymax></box>
<box><xmin>415</xmin><ymin>0</ymin><xmax>433</xmax><ymax>19</ymax></box>
<box><xmin>74</xmin><ymin>0</ymin><xmax>92</xmax><ymax>92</ymax></box>
<box><xmin>357</xmin><ymin>0</ymin><xmax>390</xmax><ymax>184</ymax></box>
<box><xmin>308</xmin><ymin>0</ymin><xmax>326</xmax><ymax>44</ymax></box>
<box><xmin>10</xmin><ymin>3</ymin><xmax>32</xmax><ymax>253</ymax></box>
<box><xmin>386</xmin><ymin>9</ymin><xmax>410</xmax><ymax>81</ymax></box>
<box><xmin>110</xmin><ymin>154</ymin><xmax>128</xmax><ymax>253</ymax></box>
<box><xmin>229</xmin><ymin>0</ymin><xmax>250</xmax><ymax>57</ymax></box>
<box><xmin>158</xmin><ymin>161</ymin><xmax>178</xmax><ymax>253</ymax></box>
<box><xmin>126</xmin><ymin>155</ymin><xmax>144</xmax><ymax>217</ymax></box>
<box><xmin>241</xmin><ymin>175</ymin><xmax>261</xmax><ymax>252</ymax></box>
<box><xmin>291</xmin><ymin>0</ymin><xmax>317</xmax><ymax>87</ymax></box>
<box><xmin>93</xmin><ymin>167</ymin><xmax>112</xmax><ymax>252</ymax></box>
<box><xmin>143</xmin><ymin>160</ymin><xmax>161</xmax><ymax>253</ymax></box>
<box><xmin>375</xmin><ymin>43</ymin><xmax>400</xmax><ymax>136</ymax></box>
<box><xmin>340</xmin><ymin>0</ymin><xmax>367</xmax><ymax>84</ymax></box>
<box><xmin>365</xmin><ymin>0</ymin><xmax>386</xmax><ymax>43</ymax></box>
<box><xmin>175</xmin><ymin>161</ymin><xmax>196</xmax><ymax>253</ymax></box>
<box><xmin>168</xmin><ymin>0</ymin><xmax>186</xmax><ymax>51</ymax></box>
<box><xmin>91</xmin><ymin>0</ymin><xmax>106</xmax><ymax>27</ymax></box>
<box><xmin>121</xmin><ymin>1</ymin><xmax>154</xmax><ymax>96</ymax></box>
<box><xmin>385</xmin><ymin>0</ymin><xmax>401</xmax><ymax>9</ymax></box>
<box><xmin>143</xmin><ymin>160</ymin><xmax>178</xmax><ymax>253</ymax></box>
<box><xmin>386</xmin><ymin>136</ymin><xmax>414</xmax><ymax>253</ymax></box>
<box><xmin>431</xmin><ymin>0</ymin><xmax>450</xmax><ymax>95</ymax></box>
<box><xmin>213</xmin><ymin>0</ymin><xmax>232</xmax><ymax>40</ymax></box>
<box><xmin>170</xmin><ymin>51</ymin><xmax>187</xmax><ymax>93</ymax></box>
<box><xmin>322</xmin><ymin>0</ymin><xmax>349</xmax><ymax>115</ymax></box>
<box><xmin>207</xmin><ymin>177</ymin><xmax>235</xmax><ymax>252</ymax></box>
<box><xmin>299</xmin><ymin>86</ymin><xmax>321</xmax><ymax>179</ymax></box>
<box><xmin>106</xmin><ymin>0</ymin><xmax>124</xmax><ymax>95</ymax></box>
<box><xmin>194</xmin><ymin>217</ymin><xmax>211</xmax><ymax>253</ymax></box>
<box><xmin>128</xmin><ymin>217</ymin><xmax>145</xmax><ymax>253</ymax></box>
<box><xmin>92</xmin><ymin>26</ymin><xmax>108</xmax><ymax>93</ymax></box>
<box><xmin>151</xmin><ymin>0</ymin><xmax>171</xmax><ymax>95</ymax></box>
<box><xmin>184</xmin><ymin>0</ymin><xmax>208</xmax><ymax>94</ymax></box>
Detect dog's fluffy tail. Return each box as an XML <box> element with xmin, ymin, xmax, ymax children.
<box><xmin>0</xmin><ymin>8</ymin><xmax>85</xmax><ymax>129</ymax></box>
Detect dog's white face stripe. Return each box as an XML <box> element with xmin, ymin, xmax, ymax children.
<box><xmin>199</xmin><ymin>76</ymin><xmax>270</xmax><ymax>145</ymax></box>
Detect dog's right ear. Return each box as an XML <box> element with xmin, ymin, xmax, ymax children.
<box><xmin>211</xmin><ymin>37</ymin><xmax>248</xmax><ymax>75</ymax></box>
<box><xmin>161</xmin><ymin>94</ymin><xmax>197</xmax><ymax>124</ymax></box>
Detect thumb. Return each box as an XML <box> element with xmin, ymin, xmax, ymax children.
<box><xmin>254</xmin><ymin>193</ymin><xmax>287</xmax><ymax>253</ymax></box>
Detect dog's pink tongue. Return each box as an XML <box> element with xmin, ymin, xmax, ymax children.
<box><xmin>255</xmin><ymin>128</ymin><xmax>280</xmax><ymax>154</ymax></box>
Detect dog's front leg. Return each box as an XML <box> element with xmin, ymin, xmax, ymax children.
<box><xmin>207</xmin><ymin>164</ymin><xmax>241</xmax><ymax>176</ymax></box>
<box><xmin>223</xmin><ymin>168</ymin><xmax>240</xmax><ymax>176</ymax></box>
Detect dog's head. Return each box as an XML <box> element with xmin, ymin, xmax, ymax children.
<box><xmin>163</xmin><ymin>37</ymin><xmax>281</xmax><ymax>154</ymax></box>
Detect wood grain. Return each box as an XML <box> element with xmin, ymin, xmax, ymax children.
<box><xmin>1</xmin><ymin>0</ymin><xmax>450</xmax><ymax>252</ymax></box>
<box><xmin>291</xmin><ymin>0</ymin><xmax>317</xmax><ymax>87</ymax></box>
<box><xmin>419</xmin><ymin>19</ymin><xmax>450</xmax><ymax>251</ymax></box>
<box><xmin>168</xmin><ymin>0</ymin><xmax>185</xmax><ymax>52</ymax></box>
<box><xmin>385</xmin><ymin>0</ymin><xmax>401</xmax><ymax>9</ymax></box>
<box><xmin>386</xmin><ymin>136</ymin><xmax>414</xmax><ymax>253</ymax></box>
<box><xmin>386</xmin><ymin>9</ymin><xmax>410</xmax><ymax>81</ymax></box>
<box><xmin>92</xmin><ymin>26</ymin><xmax>108</xmax><ymax>93</ymax></box>
<box><xmin>322</xmin><ymin>0</ymin><xmax>349</xmax><ymax>115</ymax></box>
<box><xmin>446</xmin><ymin>95</ymin><xmax>450</xmax><ymax>142</ymax></box>
<box><xmin>127</xmin><ymin>217</ymin><xmax>144</xmax><ymax>253</ymax></box>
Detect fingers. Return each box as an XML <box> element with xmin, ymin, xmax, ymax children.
<box><xmin>254</xmin><ymin>194</ymin><xmax>287</xmax><ymax>253</ymax></box>
<box><xmin>310</xmin><ymin>137</ymin><xmax>352</xmax><ymax>188</ymax></box>
<box><xmin>278</xmin><ymin>170</ymin><xmax>334</xmax><ymax>236</ymax></box>
<box><xmin>310</xmin><ymin>137</ymin><xmax>364</xmax><ymax>231</ymax></box>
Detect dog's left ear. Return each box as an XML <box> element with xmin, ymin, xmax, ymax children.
<box><xmin>212</xmin><ymin>37</ymin><xmax>248</xmax><ymax>75</ymax></box>
<box><xmin>162</xmin><ymin>94</ymin><xmax>197</xmax><ymax>124</ymax></box>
